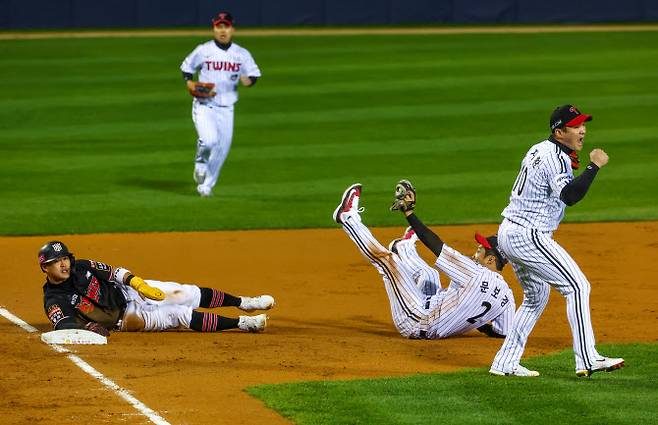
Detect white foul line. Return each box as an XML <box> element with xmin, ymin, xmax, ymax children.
<box><xmin>0</xmin><ymin>306</ymin><xmax>170</xmax><ymax>425</ymax></box>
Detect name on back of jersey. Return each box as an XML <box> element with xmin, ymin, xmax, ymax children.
<box><xmin>529</xmin><ymin>148</ymin><xmax>543</xmax><ymax>168</ymax></box>
<box><xmin>480</xmin><ymin>281</ymin><xmax>510</xmax><ymax>307</ymax></box>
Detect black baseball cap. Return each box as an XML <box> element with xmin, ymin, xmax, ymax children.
<box><xmin>212</xmin><ymin>12</ymin><xmax>233</xmax><ymax>27</ymax></box>
<box><xmin>550</xmin><ymin>104</ymin><xmax>592</xmax><ymax>131</ymax></box>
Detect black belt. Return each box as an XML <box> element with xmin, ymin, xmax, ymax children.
<box><xmin>419</xmin><ymin>330</ymin><xmax>428</xmax><ymax>339</ymax></box>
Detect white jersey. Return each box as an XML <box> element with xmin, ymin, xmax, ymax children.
<box><xmin>338</xmin><ymin>208</ymin><xmax>514</xmax><ymax>340</ymax></box>
<box><xmin>501</xmin><ymin>139</ymin><xmax>574</xmax><ymax>231</ymax></box>
<box><xmin>432</xmin><ymin>245</ymin><xmax>513</xmax><ymax>338</ymax></box>
<box><xmin>180</xmin><ymin>41</ymin><xmax>261</xmax><ymax>107</ymax></box>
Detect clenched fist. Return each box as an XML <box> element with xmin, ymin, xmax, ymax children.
<box><xmin>590</xmin><ymin>149</ymin><xmax>609</xmax><ymax>168</ymax></box>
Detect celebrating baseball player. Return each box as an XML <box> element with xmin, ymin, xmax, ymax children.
<box><xmin>180</xmin><ymin>11</ymin><xmax>261</xmax><ymax>197</ymax></box>
<box><xmin>334</xmin><ymin>182</ymin><xmax>516</xmax><ymax>340</ymax></box>
<box><xmin>489</xmin><ymin>105</ymin><xmax>624</xmax><ymax>377</ymax></box>
<box><xmin>39</xmin><ymin>241</ymin><xmax>274</xmax><ymax>336</ymax></box>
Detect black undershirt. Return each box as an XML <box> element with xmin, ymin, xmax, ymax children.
<box><xmin>405</xmin><ymin>213</ymin><xmax>444</xmax><ymax>257</ymax></box>
<box><xmin>548</xmin><ymin>136</ymin><xmax>601</xmax><ymax>206</ymax></box>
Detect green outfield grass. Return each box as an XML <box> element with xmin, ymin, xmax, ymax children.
<box><xmin>247</xmin><ymin>343</ymin><xmax>657</xmax><ymax>425</ymax></box>
<box><xmin>1</xmin><ymin>30</ymin><xmax>657</xmax><ymax>235</ymax></box>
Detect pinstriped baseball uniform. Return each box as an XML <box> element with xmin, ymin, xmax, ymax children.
<box><xmin>491</xmin><ymin>139</ymin><xmax>600</xmax><ymax>373</ymax></box>
<box><xmin>181</xmin><ymin>40</ymin><xmax>261</xmax><ymax>196</ymax></box>
<box><xmin>340</xmin><ymin>211</ymin><xmax>515</xmax><ymax>339</ymax></box>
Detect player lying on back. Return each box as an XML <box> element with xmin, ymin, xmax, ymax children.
<box><xmin>39</xmin><ymin>241</ymin><xmax>274</xmax><ymax>336</ymax></box>
<box><xmin>333</xmin><ymin>182</ymin><xmax>515</xmax><ymax>339</ymax></box>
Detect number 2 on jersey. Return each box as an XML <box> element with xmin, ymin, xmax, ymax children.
<box><xmin>512</xmin><ymin>166</ymin><xmax>528</xmax><ymax>196</ymax></box>
<box><xmin>466</xmin><ymin>301</ymin><xmax>492</xmax><ymax>324</ymax></box>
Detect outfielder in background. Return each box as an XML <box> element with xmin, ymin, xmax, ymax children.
<box><xmin>489</xmin><ymin>105</ymin><xmax>624</xmax><ymax>377</ymax></box>
<box><xmin>180</xmin><ymin>12</ymin><xmax>261</xmax><ymax>197</ymax></box>
<box><xmin>39</xmin><ymin>241</ymin><xmax>274</xmax><ymax>335</ymax></box>
<box><xmin>334</xmin><ymin>182</ymin><xmax>516</xmax><ymax>340</ymax></box>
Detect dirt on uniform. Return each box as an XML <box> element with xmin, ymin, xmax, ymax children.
<box><xmin>1</xmin><ymin>221</ymin><xmax>657</xmax><ymax>424</ymax></box>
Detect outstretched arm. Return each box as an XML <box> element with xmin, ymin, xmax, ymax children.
<box><xmin>404</xmin><ymin>211</ymin><xmax>444</xmax><ymax>257</ymax></box>
<box><xmin>391</xmin><ymin>179</ymin><xmax>444</xmax><ymax>256</ymax></box>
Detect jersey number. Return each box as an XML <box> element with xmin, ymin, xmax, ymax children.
<box><xmin>467</xmin><ymin>301</ymin><xmax>492</xmax><ymax>324</ymax></box>
<box><xmin>512</xmin><ymin>166</ymin><xmax>528</xmax><ymax>196</ymax></box>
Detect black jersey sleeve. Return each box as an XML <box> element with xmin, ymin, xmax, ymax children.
<box><xmin>44</xmin><ymin>294</ymin><xmax>83</xmax><ymax>330</ymax></box>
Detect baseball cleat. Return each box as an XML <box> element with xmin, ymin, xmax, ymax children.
<box><xmin>489</xmin><ymin>364</ymin><xmax>540</xmax><ymax>377</ymax></box>
<box><xmin>197</xmin><ymin>185</ymin><xmax>212</xmax><ymax>197</ymax></box>
<box><xmin>238</xmin><ymin>314</ymin><xmax>268</xmax><ymax>332</ymax></box>
<box><xmin>332</xmin><ymin>183</ymin><xmax>363</xmax><ymax>224</ymax></box>
<box><xmin>239</xmin><ymin>295</ymin><xmax>275</xmax><ymax>312</ymax></box>
<box><xmin>576</xmin><ymin>357</ymin><xmax>624</xmax><ymax>377</ymax></box>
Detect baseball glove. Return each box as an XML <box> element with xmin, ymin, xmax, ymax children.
<box><xmin>390</xmin><ymin>179</ymin><xmax>416</xmax><ymax>212</ymax></box>
<box><xmin>188</xmin><ymin>81</ymin><xmax>216</xmax><ymax>98</ymax></box>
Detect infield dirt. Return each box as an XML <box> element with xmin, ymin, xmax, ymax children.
<box><xmin>1</xmin><ymin>221</ymin><xmax>657</xmax><ymax>424</ymax></box>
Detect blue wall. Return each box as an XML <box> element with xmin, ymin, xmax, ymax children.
<box><xmin>1</xmin><ymin>0</ymin><xmax>657</xmax><ymax>29</ymax></box>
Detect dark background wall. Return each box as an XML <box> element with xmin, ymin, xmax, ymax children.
<box><xmin>1</xmin><ymin>0</ymin><xmax>657</xmax><ymax>29</ymax></box>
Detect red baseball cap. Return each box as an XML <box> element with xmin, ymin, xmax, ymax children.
<box><xmin>475</xmin><ymin>233</ymin><xmax>494</xmax><ymax>249</ymax></box>
<box><xmin>212</xmin><ymin>12</ymin><xmax>233</xmax><ymax>27</ymax></box>
<box><xmin>550</xmin><ymin>104</ymin><xmax>592</xmax><ymax>131</ymax></box>
<box><xmin>475</xmin><ymin>233</ymin><xmax>508</xmax><ymax>266</ymax></box>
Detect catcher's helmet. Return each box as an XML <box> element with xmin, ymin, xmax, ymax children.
<box><xmin>38</xmin><ymin>241</ymin><xmax>75</xmax><ymax>268</ymax></box>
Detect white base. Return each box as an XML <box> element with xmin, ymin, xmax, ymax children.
<box><xmin>41</xmin><ymin>329</ymin><xmax>107</xmax><ymax>345</ymax></box>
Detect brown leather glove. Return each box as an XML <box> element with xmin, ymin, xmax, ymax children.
<box><xmin>390</xmin><ymin>179</ymin><xmax>417</xmax><ymax>212</ymax></box>
<box><xmin>188</xmin><ymin>81</ymin><xmax>216</xmax><ymax>98</ymax></box>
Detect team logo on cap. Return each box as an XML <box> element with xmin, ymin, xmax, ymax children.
<box><xmin>53</xmin><ymin>242</ymin><xmax>62</xmax><ymax>252</ymax></box>
<box><xmin>569</xmin><ymin>106</ymin><xmax>580</xmax><ymax>114</ymax></box>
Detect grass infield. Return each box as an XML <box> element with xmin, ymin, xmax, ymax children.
<box><xmin>247</xmin><ymin>343</ymin><xmax>658</xmax><ymax>425</ymax></box>
<box><xmin>1</xmin><ymin>30</ymin><xmax>657</xmax><ymax>235</ymax></box>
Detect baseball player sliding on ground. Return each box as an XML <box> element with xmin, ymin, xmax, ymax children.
<box><xmin>490</xmin><ymin>105</ymin><xmax>624</xmax><ymax>377</ymax></box>
<box><xmin>180</xmin><ymin>11</ymin><xmax>261</xmax><ymax>197</ymax></box>
<box><xmin>39</xmin><ymin>241</ymin><xmax>274</xmax><ymax>335</ymax></box>
<box><xmin>334</xmin><ymin>182</ymin><xmax>516</xmax><ymax>340</ymax></box>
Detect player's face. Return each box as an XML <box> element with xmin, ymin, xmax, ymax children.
<box><xmin>44</xmin><ymin>256</ymin><xmax>71</xmax><ymax>284</ymax></box>
<box><xmin>213</xmin><ymin>24</ymin><xmax>234</xmax><ymax>44</ymax></box>
<box><xmin>472</xmin><ymin>246</ymin><xmax>497</xmax><ymax>272</ymax></box>
<box><xmin>559</xmin><ymin>124</ymin><xmax>587</xmax><ymax>152</ymax></box>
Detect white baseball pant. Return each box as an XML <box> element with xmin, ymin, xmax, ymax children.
<box><xmin>491</xmin><ymin>219</ymin><xmax>599</xmax><ymax>372</ymax></box>
<box><xmin>192</xmin><ymin>102</ymin><xmax>234</xmax><ymax>194</ymax></box>
<box><xmin>119</xmin><ymin>280</ymin><xmax>202</xmax><ymax>331</ymax></box>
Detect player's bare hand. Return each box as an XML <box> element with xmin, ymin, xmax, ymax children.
<box><xmin>590</xmin><ymin>149</ymin><xmax>609</xmax><ymax>168</ymax></box>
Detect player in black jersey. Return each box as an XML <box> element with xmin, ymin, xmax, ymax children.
<box><xmin>39</xmin><ymin>241</ymin><xmax>274</xmax><ymax>336</ymax></box>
